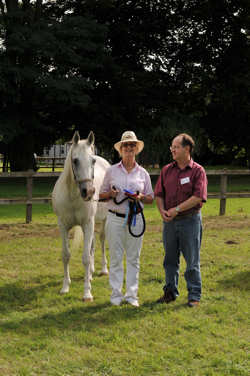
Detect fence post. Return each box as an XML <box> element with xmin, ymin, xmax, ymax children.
<box><xmin>26</xmin><ymin>170</ymin><xmax>34</xmax><ymax>223</ymax></box>
<box><xmin>219</xmin><ymin>174</ymin><xmax>227</xmax><ymax>215</ymax></box>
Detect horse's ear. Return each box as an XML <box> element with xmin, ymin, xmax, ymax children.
<box><xmin>87</xmin><ymin>131</ymin><xmax>95</xmax><ymax>146</ymax></box>
<box><xmin>72</xmin><ymin>131</ymin><xmax>80</xmax><ymax>145</ymax></box>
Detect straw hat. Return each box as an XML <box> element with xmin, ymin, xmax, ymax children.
<box><xmin>114</xmin><ymin>131</ymin><xmax>144</xmax><ymax>154</ymax></box>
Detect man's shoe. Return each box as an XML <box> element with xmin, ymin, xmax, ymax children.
<box><xmin>156</xmin><ymin>289</ymin><xmax>176</xmax><ymax>304</ymax></box>
<box><xmin>187</xmin><ymin>300</ymin><xmax>200</xmax><ymax>307</ymax></box>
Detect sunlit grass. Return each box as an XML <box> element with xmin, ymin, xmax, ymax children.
<box><xmin>0</xmin><ymin>200</ymin><xmax>249</xmax><ymax>375</ymax></box>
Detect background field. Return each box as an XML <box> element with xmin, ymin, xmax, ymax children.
<box><xmin>0</xmin><ymin>200</ymin><xmax>249</xmax><ymax>376</ymax></box>
<box><xmin>0</xmin><ymin>173</ymin><xmax>250</xmax><ymax>199</ymax></box>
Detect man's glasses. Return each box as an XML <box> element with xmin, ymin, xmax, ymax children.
<box><xmin>122</xmin><ymin>142</ymin><xmax>137</xmax><ymax>148</ymax></box>
<box><xmin>170</xmin><ymin>145</ymin><xmax>181</xmax><ymax>151</ymax></box>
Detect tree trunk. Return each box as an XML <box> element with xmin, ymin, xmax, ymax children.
<box><xmin>246</xmin><ymin>147</ymin><xmax>250</xmax><ymax>169</ymax></box>
<box><xmin>3</xmin><ymin>153</ymin><xmax>9</xmax><ymax>172</ymax></box>
<box><xmin>8</xmin><ymin>133</ymin><xmax>37</xmax><ymax>171</ymax></box>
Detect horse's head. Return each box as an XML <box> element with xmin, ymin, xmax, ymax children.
<box><xmin>70</xmin><ymin>131</ymin><xmax>96</xmax><ymax>201</ymax></box>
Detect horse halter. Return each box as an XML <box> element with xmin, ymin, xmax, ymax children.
<box><xmin>71</xmin><ymin>148</ymin><xmax>95</xmax><ymax>182</ymax></box>
<box><xmin>71</xmin><ymin>150</ymin><xmax>95</xmax><ymax>200</ymax></box>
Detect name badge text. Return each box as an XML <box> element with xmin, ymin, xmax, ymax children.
<box><xmin>180</xmin><ymin>177</ymin><xmax>190</xmax><ymax>185</ymax></box>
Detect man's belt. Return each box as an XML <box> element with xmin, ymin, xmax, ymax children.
<box><xmin>173</xmin><ymin>210</ymin><xmax>200</xmax><ymax>221</ymax></box>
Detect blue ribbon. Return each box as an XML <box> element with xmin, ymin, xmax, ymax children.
<box><xmin>132</xmin><ymin>203</ymin><xmax>137</xmax><ymax>226</ymax></box>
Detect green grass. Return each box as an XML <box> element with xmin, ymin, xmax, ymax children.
<box><xmin>0</xmin><ymin>200</ymin><xmax>249</xmax><ymax>375</ymax></box>
<box><xmin>0</xmin><ymin>177</ymin><xmax>58</xmax><ymax>198</ymax></box>
<box><xmin>207</xmin><ymin>175</ymin><xmax>250</xmax><ymax>193</ymax></box>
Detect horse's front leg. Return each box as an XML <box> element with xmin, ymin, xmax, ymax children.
<box><xmin>100</xmin><ymin>219</ymin><xmax>108</xmax><ymax>275</ymax></box>
<box><xmin>82</xmin><ymin>219</ymin><xmax>95</xmax><ymax>301</ymax></box>
<box><xmin>58</xmin><ymin>220</ymin><xmax>71</xmax><ymax>294</ymax></box>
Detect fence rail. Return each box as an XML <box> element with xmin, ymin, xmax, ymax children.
<box><xmin>0</xmin><ymin>170</ymin><xmax>250</xmax><ymax>223</ymax></box>
<box><xmin>0</xmin><ymin>156</ymin><xmax>65</xmax><ymax>172</ymax></box>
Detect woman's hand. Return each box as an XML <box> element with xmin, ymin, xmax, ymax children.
<box><xmin>126</xmin><ymin>192</ymin><xmax>153</xmax><ymax>204</ymax></box>
<box><xmin>110</xmin><ymin>186</ymin><xmax>119</xmax><ymax>198</ymax></box>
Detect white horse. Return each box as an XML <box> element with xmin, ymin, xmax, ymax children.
<box><xmin>52</xmin><ymin>131</ymin><xmax>110</xmax><ymax>301</ymax></box>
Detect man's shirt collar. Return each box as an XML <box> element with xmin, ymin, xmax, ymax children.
<box><xmin>172</xmin><ymin>159</ymin><xmax>193</xmax><ymax>170</ymax></box>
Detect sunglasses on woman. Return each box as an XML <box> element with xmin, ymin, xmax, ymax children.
<box><xmin>122</xmin><ymin>142</ymin><xmax>137</xmax><ymax>148</ymax></box>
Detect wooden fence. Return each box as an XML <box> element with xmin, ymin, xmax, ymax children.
<box><xmin>0</xmin><ymin>170</ymin><xmax>250</xmax><ymax>223</ymax></box>
<box><xmin>36</xmin><ymin>157</ymin><xmax>65</xmax><ymax>171</ymax></box>
<box><xmin>0</xmin><ymin>156</ymin><xmax>65</xmax><ymax>172</ymax></box>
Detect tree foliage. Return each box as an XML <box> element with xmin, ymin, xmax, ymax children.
<box><xmin>0</xmin><ymin>0</ymin><xmax>249</xmax><ymax>170</ymax></box>
<box><xmin>0</xmin><ymin>0</ymin><xmax>107</xmax><ymax>170</ymax></box>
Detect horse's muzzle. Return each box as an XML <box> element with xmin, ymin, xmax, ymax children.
<box><xmin>79</xmin><ymin>182</ymin><xmax>95</xmax><ymax>201</ymax></box>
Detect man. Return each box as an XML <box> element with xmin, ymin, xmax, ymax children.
<box><xmin>154</xmin><ymin>133</ymin><xmax>207</xmax><ymax>307</ymax></box>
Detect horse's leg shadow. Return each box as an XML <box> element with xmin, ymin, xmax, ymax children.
<box><xmin>99</xmin><ymin>219</ymin><xmax>108</xmax><ymax>276</ymax></box>
<box><xmin>90</xmin><ymin>236</ymin><xmax>95</xmax><ymax>280</ymax></box>
<box><xmin>82</xmin><ymin>221</ymin><xmax>95</xmax><ymax>301</ymax></box>
<box><xmin>58</xmin><ymin>220</ymin><xmax>71</xmax><ymax>294</ymax></box>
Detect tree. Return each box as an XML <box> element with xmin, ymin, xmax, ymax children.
<box><xmin>0</xmin><ymin>0</ymin><xmax>249</xmax><ymax>169</ymax></box>
<box><xmin>72</xmin><ymin>0</ymin><xmax>250</xmax><ymax>165</ymax></box>
<box><xmin>201</xmin><ymin>1</ymin><xmax>250</xmax><ymax>165</ymax></box>
<box><xmin>0</xmin><ymin>0</ymin><xmax>107</xmax><ymax>170</ymax></box>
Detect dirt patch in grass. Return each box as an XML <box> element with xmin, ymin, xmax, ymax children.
<box><xmin>0</xmin><ymin>223</ymin><xmax>60</xmax><ymax>241</ymax></box>
<box><xmin>146</xmin><ymin>215</ymin><xmax>250</xmax><ymax>233</ymax></box>
<box><xmin>1</xmin><ymin>215</ymin><xmax>250</xmax><ymax>241</ymax></box>
<box><xmin>0</xmin><ymin>223</ymin><xmax>104</xmax><ymax>241</ymax></box>
<box><xmin>203</xmin><ymin>215</ymin><xmax>250</xmax><ymax>230</ymax></box>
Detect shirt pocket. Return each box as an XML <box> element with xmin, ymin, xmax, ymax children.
<box><xmin>180</xmin><ymin>182</ymin><xmax>193</xmax><ymax>199</ymax></box>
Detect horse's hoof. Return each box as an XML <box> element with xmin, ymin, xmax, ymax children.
<box><xmin>100</xmin><ymin>271</ymin><xmax>109</xmax><ymax>276</ymax></box>
<box><xmin>82</xmin><ymin>297</ymin><xmax>93</xmax><ymax>302</ymax></box>
<box><xmin>60</xmin><ymin>285</ymin><xmax>70</xmax><ymax>294</ymax></box>
<box><xmin>60</xmin><ymin>289</ymin><xmax>69</xmax><ymax>294</ymax></box>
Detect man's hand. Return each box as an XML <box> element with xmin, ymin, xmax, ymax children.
<box><xmin>166</xmin><ymin>207</ymin><xmax>179</xmax><ymax>220</ymax></box>
<box><xmin>160</xmin><ymin>209</ymin><xmax>171</xmax><ymax>222</ymax></box>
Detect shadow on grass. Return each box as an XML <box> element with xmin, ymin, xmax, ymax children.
<box><xmin>0</xmin><ymin>271</ymin><xmax>109</xmax><ymax>315</ymax></box>
<box><xmin>0</xmin><ymin>301</ymin><xmax>189</xmax><ymax>337</ymax></box>
<box><xmin>218</xmin><ymin>270</ymin><xmax>250</xmax><ymax>290</ymax></box>
<box><xmin>0</xmin><ymin>278</ymin><xmax>61</xmax><ymax>314</ymax></box>
<box><xmin>0</xmin><ymin>280</ymin><xmax>188</xmax><ymax>336</ymax></box>
<box><xmin>0</xmin><ymin>300</ymin><xmax>166</xmax><ymax>334</ymax></box>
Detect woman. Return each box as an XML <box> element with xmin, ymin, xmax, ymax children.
<box><xmin>99</xmin><ymin>131</ymin><xmax>154</xmax><ymax>307</ymax></box>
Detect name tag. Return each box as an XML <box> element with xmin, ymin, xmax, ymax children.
<box><xmin>180</xmin><ymin>177</ymin><xmax>190</xmax><ymax>185</ymax></box>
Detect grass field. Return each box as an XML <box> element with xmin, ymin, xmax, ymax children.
<box><xmin>0</xmin><ymin>200</ymin><xmax>249</xmax><ymax>376</ymax></box>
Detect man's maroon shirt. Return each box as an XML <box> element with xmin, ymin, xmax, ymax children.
<box><xmin>154</xmin><ymin>159</ymin><xmax>207</xmax><ymax>215</ymax></box>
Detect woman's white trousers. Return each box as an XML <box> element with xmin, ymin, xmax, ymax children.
<box><xmin>105</xmin><ymin>212</ymin><xmax>143</xmax><ymax>305</ymax></box>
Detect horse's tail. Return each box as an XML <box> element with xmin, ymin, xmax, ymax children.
<box><xmin>72</xmin><ymin>226</ymin><xmax>83</xmax><ymax>250</ymax></box>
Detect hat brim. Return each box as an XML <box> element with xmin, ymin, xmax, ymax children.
<box><xmin>114</xmin><ymin>139</ymin><xmax>144</xmax><ymax>154</ymax></box>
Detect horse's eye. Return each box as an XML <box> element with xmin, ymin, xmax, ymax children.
<box><xmin>73</xmin><ymin>158</ymin><xmax>78</xmax><ymax>165</ymax></box>
<box><xmin>92</xmin><ymin>158</ymin><xmax>96</xmax><ymax>165</ymax></box>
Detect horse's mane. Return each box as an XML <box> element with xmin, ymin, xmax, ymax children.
<box><xmin>62</xmin><ymin>144</ymin><xmax>73</xmax><ymax>189</ymax></box>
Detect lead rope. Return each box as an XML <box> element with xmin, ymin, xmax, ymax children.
<box><xmin>113</xmin><ymin>190</ymin><xmax>146</xmax><ymax>238</ymax></box>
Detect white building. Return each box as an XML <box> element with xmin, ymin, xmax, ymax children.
<box><xmin>42</xmin><ymin>144</ymin><xmax>71</xmax><ymax>158</ymax></box>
